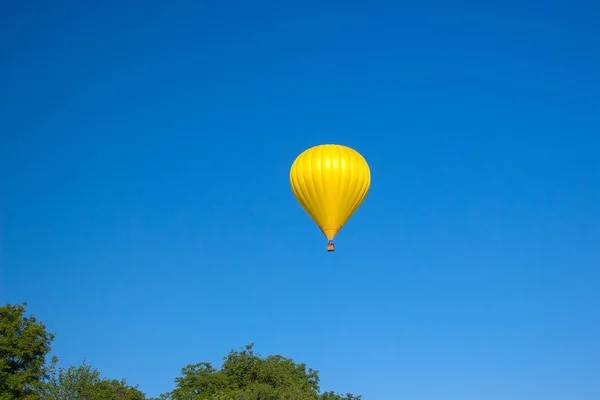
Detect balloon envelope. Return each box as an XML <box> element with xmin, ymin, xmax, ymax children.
<box><xmin>290</xmin><ymin>144</ymin><xmax>371</xmax><ymax>241</ymax></box>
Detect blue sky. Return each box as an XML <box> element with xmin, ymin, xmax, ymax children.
<box><xmin>1</xmin><ymin>0</ymin><xmax>599</xmax><ymax>399</ymax></box>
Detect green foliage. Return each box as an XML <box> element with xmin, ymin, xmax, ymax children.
<box><xmin>164</xmin><ymin>344</ymin><xmax>361</xmax><ymax>400</ymax></box>
<box><xmin>318</xmin><ymin>391</ymin><xmax>362</xmax><ymax>400</ymax></box>
<box><xmin>1</xmin><ymin>303</ymin><xmax>361</xmax><ymax>400</ymax></box>
<box><xmin>0</xmin><ymin>302</ymin><xmax>56</xmax><ymax>400</ymax></box>
<box><xmin>40</xmin><ymin>359</ymin><xmax>147</xmax><ymax>400</ymax></box>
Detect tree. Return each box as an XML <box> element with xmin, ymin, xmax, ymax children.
<box><xmin>41</xmin><ymin>359</ymin><xmax>148</xmax><ymax>400</ymax></box>
<box><xmin>164</xmin><ymin>343</ymin><xmax>361</xmax><ymax>400</ymax></box>
<box><xmin>0</xmin><ymin>302</ymin><xmax>57</xmax><ymax>400</ymax></box>
<box><xmin>1</xmin><ymin>303</ymin><xmax>362</xmax><ymax>400</ymax></box>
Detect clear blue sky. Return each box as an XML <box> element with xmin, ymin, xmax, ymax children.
<box><xmin>1</xmin><ymin>0</ymin><xmax>599</xmax><ymax>399</ymax></box>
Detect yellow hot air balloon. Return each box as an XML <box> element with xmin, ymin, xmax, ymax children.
<box><xmin>290</xmin><ymin>144</ymin><xmax>371</xmax><ymax>252</ymax></box>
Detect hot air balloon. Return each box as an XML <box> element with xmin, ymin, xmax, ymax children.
<box><xmin>290</xmin><ymin>144</ymin><xmax>371</xmax><ymax>252</ymax></box>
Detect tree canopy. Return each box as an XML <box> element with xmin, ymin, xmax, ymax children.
<box><xmin>0</xmin><ymin>303</ymin><xmax>361</xmax><ymax>399</ymax></box>
<box><xmin>41</xmin><ymin>360</ymin><xmax>147</xmax><ymax>400</ymax></box>
<box><xmin>0</xmin><ymin>303</ymin><xmax>56</xmax><ymax>400</ymax></box>
<box><xmin>167</xmin><ymin>343</ymin><xmax>360</xmax><ymax>400</ymax></box>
